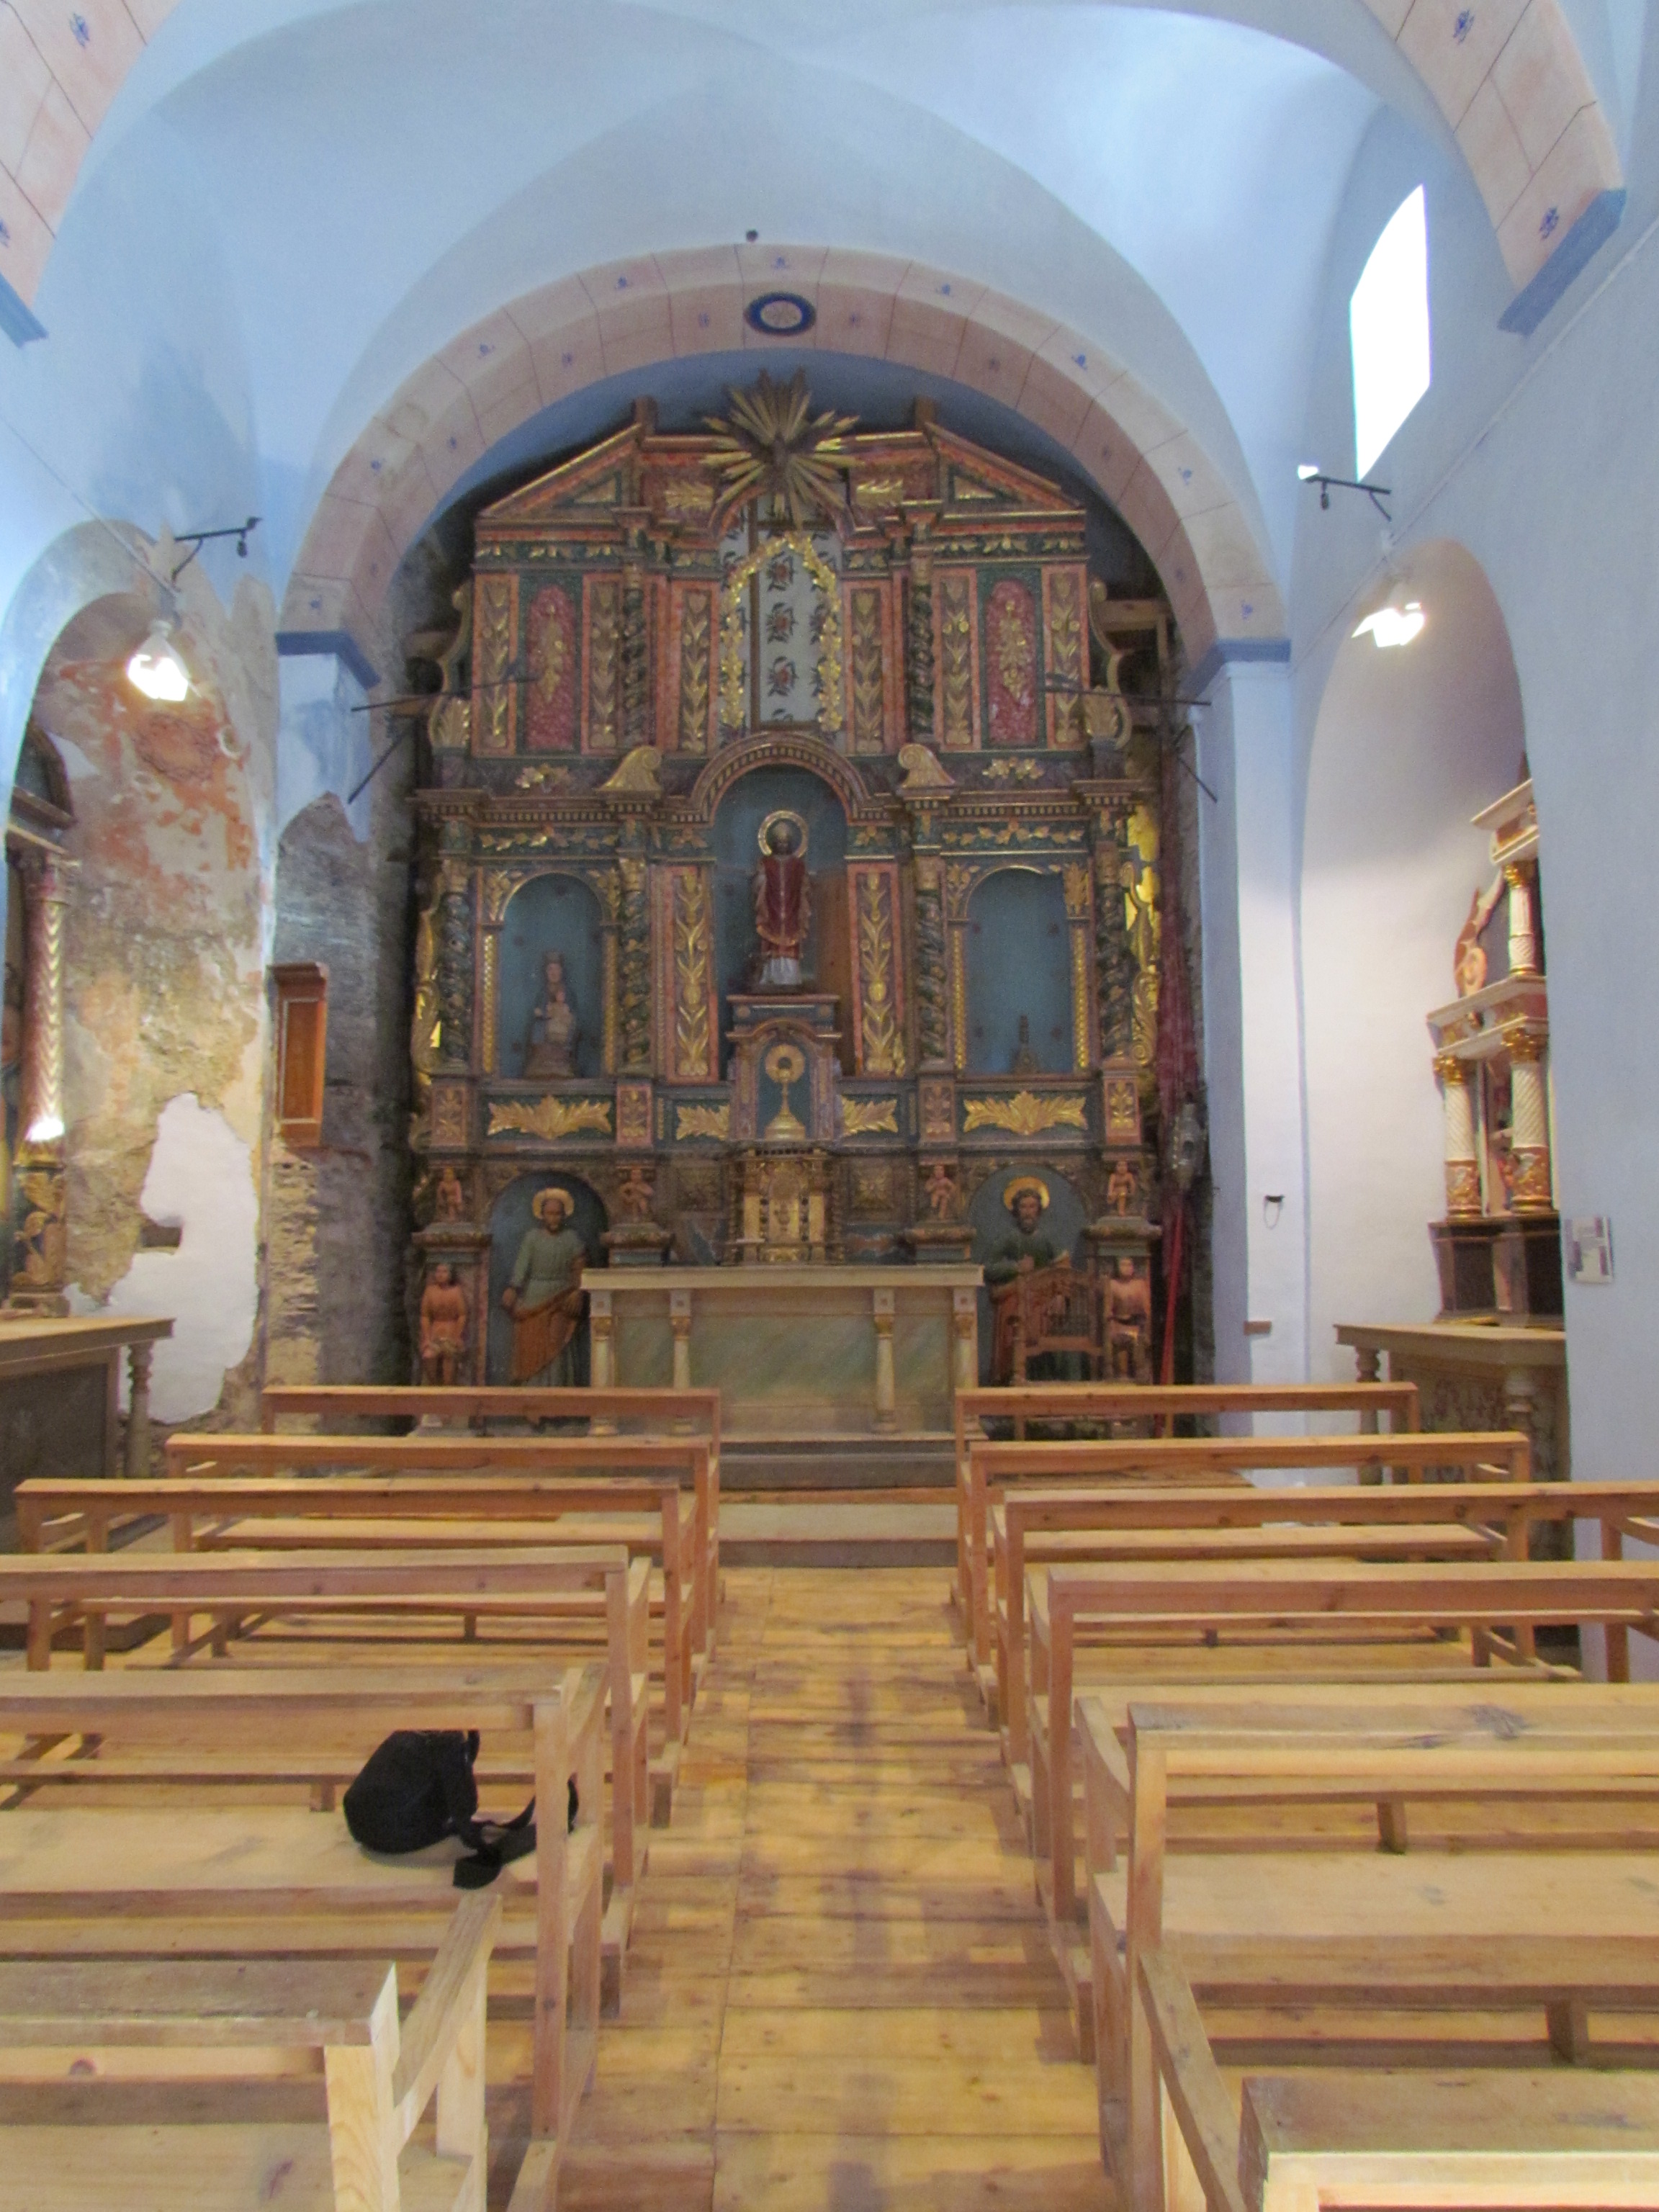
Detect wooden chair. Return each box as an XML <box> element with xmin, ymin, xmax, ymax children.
<box><xmin>990</xmin><ymin>1264</ymin><xmax>1107</xmax><ymax>1385</ymax></box>
<box><xmin>0</xmin><ymin>1546</ymin><xmax>649</xmax><ymax>1986</ymax></box>
<box><xmin>959</xmin><ymin>1426</ymin><xmax>1531</xmax><ymax>1673</ymax></box>
<box><xmin>0</xmin><ymin>1665</ymin><xmax>604</xmax><ymax>2210</ymax></box>
<box><xmin>0</xmin><ymin>1894</ymin><xmax>501</xmax><ymax>2212</ymax></box>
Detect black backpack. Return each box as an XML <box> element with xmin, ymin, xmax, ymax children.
<box><xmin>343</xmin><ymin>1730</ymin><xmax>574</xmax><ymax>1890</ymax></box>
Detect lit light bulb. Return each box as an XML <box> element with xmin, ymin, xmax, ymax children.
<box><xmin>1352</xmin><ymin>600</ymin><xmax>1425</xmax><ymax>649</ymax></box>
<box><xmin>126</xmin><ymin>620</ymin><xmax>190</xmax><ymax>701</ymax></box>
<box><xmin>24</xmin><ymin>1114</ymin><xmax>64</xmax><ymax>1144</ymax></box>
<box><xmin>1297</xmin><ymin>463</ymin><xmax>1321</xmax><ymax>481</ymax></box>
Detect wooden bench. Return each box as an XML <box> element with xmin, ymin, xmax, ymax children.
<box><xmin>1032</xmin><ymin>1555</ymin><xmax>1659</xmax><ymax>1936</ymax></box>
<box><xmin>1112</xmin><ymin>1692</ymin><xmax>1659</xmax><ymax>2212</ymax></box>
<box><xmin>953</xmin><ymin>1382</ymin><xmax>1421</xmax><ymax>1631</ymax></box>
<box><xmin>995</xmin><ymin>1475</ymin><xmax>1659</xmax><ymax>1771</ymax></box>
<box><xmin>19</xmin><ymin>1473</ymin><xmax>697</xmax><ymax>1817</ymax></box>
<box><xmin>0</xmin><ymin>1665</ymin><xmax>605</xmax><ymax>2210</ymax></box>
<box><xmin>0</xmin><ymin>1893</ymin><xmax>501</xmax><ymax>2212</ymax></box>
<box><xmin>963</xmin><ymin>1426</ymin><xmax>1531</xmax><ymax>1673</ymax></box>
<box><xmin>166</xmin><ymin>1430</ymin><xmax>719</xmax><ymax>1671</ymax></box>
<box><xmin>0</xmin><ymin>1546</ymin><xmax>650</xmax><ymax>1972</ymax></box>
<box><xmin>1236</xmin><ymin>2066</ymin><xmax>1659</xmax><ymax>2212</ymax></box>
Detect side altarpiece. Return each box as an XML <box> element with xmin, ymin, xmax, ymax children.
<box><xmin>408</xmin><ymin>383</ymin><xmax>1179</xmax><ymax>1386</ymax></box>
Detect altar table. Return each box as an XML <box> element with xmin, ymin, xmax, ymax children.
<box><xmin>0</xmin><ymin>1313</ymin><xmax>174</xmax><ymax>1540</ymax></box>
<box><xmin>1336</xmin><ymin>1320</ymin><xmax>1569</xmax><ymax>1482</ymax></box>
<box><xmin>587</xmin><ymin>1265</ymin><xmax>981</xmax><ymax>1438</ymax></box>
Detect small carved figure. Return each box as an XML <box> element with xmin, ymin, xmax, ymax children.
<box><xmin>524</xmin><ymin>951</ymin><xmax>579</xmax><ymax>1079</ymax></box>
<box><xmin>923</xmin><ymin>1162</ymin><xmax>960</xmax><ymax>1220</ymax></box>
<box><xmin>501</xmin><ymin>1187</ymin><xmax>586</xmax><ymax>1385</ymax></box>
<box><xmin>616</xmin><ymin>1164</ymin><xmax>655</xmax><ymax>1222</ymax></box>
<box><xmin>418</xmin><ymin>1262</ymin><xmax>469</xmax><ymax>1386</ymax></box>
<box><xmin>1107</xmin><ymin>1254</ymin><xmax>1153</xmax><ymax>1382</ymax></box>
<box><xmin>1105</xmin><ymin>1159</ymin><xmax>1138</xmax><ymax>1218</ymax></box>
<box><xmin>433</xmin><ymin>1164</ymin><xmax>466</xmax><ymax>1221</ymax></box>
<box><xmin>1454</xmin><ymin>879</ymin><xmax>1503</xmax><ymax>998</ymax></box>
<box><xmin>1010</xmin><ymin>1014</ymin><xmax>1039</xmax><ymax>1076</ymax></box>
<box><xmin>753</xmin><ymin>811</ymin><xmax>811</xmax><ymax>988</ymax></box>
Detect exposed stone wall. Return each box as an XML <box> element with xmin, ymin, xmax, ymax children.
<box><xmin>264</xmin><ymin>763</ymin><xmax>414</xmax><ymax>1389</ymax></box>
<box><xmin>28</xmin><ymin>575</ymin><xmax>279</xmax><ymax>1429</ymax></box>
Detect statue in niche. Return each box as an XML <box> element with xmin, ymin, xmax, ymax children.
<box><xmin>418</xmin><ymin>1262</ymin><xmax>469</xmax><ymax>1385</ymax></box>
<box><xmin>616</xmin><ymin>1164</ymin><xmax>655</xmax><ymax>1221</ymax></box>
<box><xmin>523</xmin><ymin>951</ymin><xmax>579</xmax><ymax>1079</ymax></box>
<box><xmin>1105</xmin><ymin>1159</ymin><xmax>1138</xmax><ymax>1218</ymax></box>
<box><xmin>501</xmin><ymin>1185</ymin><xmax>586</xmax><ymax>1385</ymax></box>
<box><xmin>1107</xmin><ymin>1256</ymin><xmax>1153</xmax><ymax>1383</ymax></box>
<box><xmin>984</xmin><ymin>1177</ymin><xmax>1069</xmax><ymax>1285</ymax></box>
<box><xmin>923</xmin><ymin>1162</ymin><xmax>961</xmax><ymax>1220</ymax></box>
<box><xmin>752</xmin><ymin>810</ymin><xmax>810</xmax><ymax>989</ymax></box>
<box><xmin>1010</xmin><ymin>1014</ymin><xmax>1039</xmax><ymax>1075</ymax></box>
<box><xmin>433</xmin><ymin>1164</ymin><xmax>467</xmax><ymax>1222</ymax></box>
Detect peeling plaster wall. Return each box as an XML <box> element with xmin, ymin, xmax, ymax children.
<box><xmin>31</xmin><ymin>573</ymin><xmax>279</xmax><ymax>1427</ymax></box>
<box><xmin>263</xmin><ymin>760</ymin><xmax>413</xmax><ymax>1393</ymax></box>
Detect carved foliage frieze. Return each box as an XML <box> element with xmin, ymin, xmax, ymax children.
<box><xmin>473</xmin><ymin>575</ymin><xmax>516</xmax><ymax>752</ymax></box>
<box><xmin>848</xmin><ymin>862</ymin><xmax>905</xmax><ymax>1079</ymax></box>
<box><xmin>665</xmin><ymin>864</ymin><xmax>716</xmax><ymax>1084</ymax></box>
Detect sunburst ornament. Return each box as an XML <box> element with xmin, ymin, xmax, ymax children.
<box><xmin>703</xmin><ymin>371</ymin><xmax>858</xmax><ymax>531</ymax></box>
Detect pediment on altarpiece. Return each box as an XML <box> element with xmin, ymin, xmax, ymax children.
<box><xmin>475</xmin><ymin>426</ymin><xmax>642</xmax><ymax>538</ymax></box>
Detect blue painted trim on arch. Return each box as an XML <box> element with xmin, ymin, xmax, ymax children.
<box><xmin>0</xmin><ymin>274</ymin><xmax>46</xmax><ymax>346</ymax></box>
<box><xmin>275</xmin><ymin>627</ymin><xmax>380</xmax><ymax>691</ymax></box>
<box><xmin>1499</xmin><ymin>189</ymin><xmax>1626</xmax><ymax>336</ymax></box>
<box><xmin>1190</xmin><ymin>636</ymin><xmax>1291</xmax><ymax>693</ymax></box>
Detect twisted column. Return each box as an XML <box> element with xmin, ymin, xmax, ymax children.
<box><xmin>1507</xmin><ymin>1030</ymin><xmax>1553</xmax><ymax>1211</ymax></box>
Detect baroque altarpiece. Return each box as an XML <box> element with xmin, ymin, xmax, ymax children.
<box><xmin>408</xmin><ymin>382</ymin><xmax>1176</xmax><ymax>1387</ymax></box>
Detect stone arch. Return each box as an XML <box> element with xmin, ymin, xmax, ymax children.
<box><xmin>1300</xmin><ymin>537</ymin><xmax>1528</xmax><ymax>1375</ymax></box>
<box><xmin>0</xmin><ymin>5</ymin><xmax>1618</xmax><ymax>343</ymax></box>
<box><xmin>279</xmin><ymin>248</ymin><xmax>1282</xmax><ymax>685</ymax></box>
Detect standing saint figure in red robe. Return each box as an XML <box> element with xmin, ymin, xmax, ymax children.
<box><xmin>754</xmin><ymin>811</ymin><xmax>810</xmax><ymax>989</ymax></box>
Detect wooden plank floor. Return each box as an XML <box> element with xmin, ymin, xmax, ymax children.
<box><xmin>540</xmin><ymin>1565</ymin><xmax>1112</xmax><ymax>2212</ymax></box>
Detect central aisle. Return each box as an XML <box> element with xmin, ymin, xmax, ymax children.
<box><xmin>556</xmin><ymin>1566</ymin><xmax>1111</xmax><ymax>2211</ymax></box>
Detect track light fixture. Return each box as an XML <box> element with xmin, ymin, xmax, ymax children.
<box><xmin>1352</xmin><ymin>600</ymin><xmax>1426</xmax><ymax>648</ymax></box>
<box><xmin>1297</xmin><ymin>464</ymin><xmax>1392</xmax><ymax>521</ymax></box>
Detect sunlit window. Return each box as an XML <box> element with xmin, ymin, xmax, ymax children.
<box><xmin>1350</xmin><ymin>186</ymin><xmax>1431</xmax><ymax>480</ymax></box>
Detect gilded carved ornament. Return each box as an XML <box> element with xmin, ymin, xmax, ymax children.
<box><xmin>962</xmin><ymin>1091</ymin><xmax>1089</xmax><ymax>1138</ymax></box>
<box><xmin>841</xmin><ymin>1097</ymin><xmax>900</xmax><ymax>1138</ymax></box>
<box><xmin>487</xmin><ymin>1097</ymin><xmax>614</xmax><ymax>1141</ymax></box>
<box><xmin>675</xmin><ymin>1102</ymin><xmax>732</xmax><ymax>1142</ymax></box>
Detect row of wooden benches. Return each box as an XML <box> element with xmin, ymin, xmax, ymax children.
<box><xmin>0</xmin><ymin>1381</ymin><xmax>726</xmax><ymax>2212</ymax></box>
<box><xmin>948</xmin><ymin>1379</ymin><xmax>1659</xmax><ymax>2212</ymax></box>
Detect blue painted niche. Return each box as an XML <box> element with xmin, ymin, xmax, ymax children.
<box><xmin>485</xmin><ymin>1170</ymin><xmax>608</xmax><ymax>1385</ymax></box>
<box><xmin>497</xmin><ymin>873</ymin><xmax>605</xmax><ymax>1079</ymax></box>
<box><xmin>711</xmin><ymin>762</ymin><xmax>848</xmax><ymax>1051</ymax></box>
<box><xmin>965</xmin><ymin>868</ymin><xmax>1073</xmax><ymax>1074</ymax></box>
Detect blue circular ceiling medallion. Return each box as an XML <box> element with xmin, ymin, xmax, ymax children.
<box><xmin>745</xmin><ymin>292</ymin><xmax>816</xmax><ymax>337</ymax></box>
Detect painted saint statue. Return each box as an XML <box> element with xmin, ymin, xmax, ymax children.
<box><xmin>523</xmin><ymin>951</ymin><xmax>579</xmax><ymax>1079</ymax></box>
<box><xmin>501</xmin><ymin>1185</ymin><xmax>586</xmax><ymax>1385</ymax></box>
<box><xmin>752</xmin><ymin>810</ymin><xmax>810</xmax><ymax>989</ymax></box>
<box><xmin>983</xmin><ymin>1177</ymin><xmax>1069</xmax><ymax>1284</ymax></box>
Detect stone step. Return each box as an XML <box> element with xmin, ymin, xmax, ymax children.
<box><xmin>719</xmin><ymin>1498</ymin><xmax>955</xmax><ymax>1568</ymax></box>
<box><xmin>720</xmin><ymin>1437</ymin><xmax>956</xmax><ymax>1493</ymax></box>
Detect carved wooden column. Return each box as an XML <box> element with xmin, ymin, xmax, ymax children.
<box><xmin>1092</xmin><ymin>802</ymin><xmax>1137</xmax><ymax>1064</ymax></box>
<box><xmin>588</xmin><ymin>1282</ymin><xmax>616</xmax><ymax>1388</ymax></box>
<box><xmin>872</xmin><ymin>1285</ymin><xmax>897</xmax><ymax>1434</ymax></box>
<box><xmin>670</xmin><ymin>1287</ymin><xmax>693</xmax><ymax>1390</ymax></box>
<box><xmin>1434</xmin><ymin>1053</ymin><xmax>1482</xmax><ymax>1218</ymax></box>
<box><xmin>124</xmin><ymin>1340</ymin><xmax>154</xmax><ymax>1478</ymax></box>
<box><xmin>1504</xmin><ymin>863</ymin><xmax>1539</xmax><ymax>978</ymax></box>
<box><xmin>905</xmin><ymin>524</ymin><xmax>936</xmax><ymax>740</ymax></box>
<box><xmin>1506</xmin><ymin>1029</ymin><xmax>1553</xmax><ymax>1211</ymax></box>
<box><xmin>11</xmin><ymin>848</ymin><xmax>74</xmax><ymax>1308</ymax></box>
<box><xmin>951</xmin><ymin>1285</ymin><xmax>979</xmax><ymax>1394</ymax></box>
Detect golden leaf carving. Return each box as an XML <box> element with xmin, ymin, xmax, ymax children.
<box><xmin>487</xmin><ymin>1097</ymin><xmax>613</xmax><ymax>1141</ymax></box>
<box><xmin>850</xmin><ymin>588</ymin><xmax>884</xmax><ymax>752</ymax></box>
<box><xmin>938</xmin><ymin>573</ymin><xmax>974</xmax><ymax>747</ymax></box>
<box><xmin>475</xmin><ymin>575</ymin><xmax>513</xmax><ymax>750</ymax></box>
<box><xmin>588</xmin><ymin>578</ymin><xmax>620</xmax><ymax>750</ymax></box>
<box><xmin>961</xmin><ymin>1091</ymin><xmax>1088</xmax><ymax>1138</ymax></box>
<box><xmin>678</xmin><ymin>590</ymin><xmax>712</xmax><ymax>752</ymax></box>
<box><xmin>676</xmin><ymin>1102</ymin><xmax>731</xmax><ymax>1141</ymax></box>
<box><xmin>673</xmin><ymin>869</ymin><xmax>714</xmax><ymax>1081</ymax></box>
<box><xmin>854</xmin><ymin>871</ymin><xmax>904</xmax><ymax>1077</ymax></box>
<box><xmin>1062</xmin><ymin>860</ymin><xmax>1091</xmax><ymax>920</ymax></box>
<box><xmin>841</xmin><ymin>1096</ymin><xmax>899</xmax><ymax>1137</ymax></box>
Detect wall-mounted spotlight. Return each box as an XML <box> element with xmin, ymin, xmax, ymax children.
<box><xmin>1352</xmin><ymin>601</ymin><xmax>1426</xmax><ymax>649</ymax></box>
<box><xmin>1297</xmin><ymin>463</ymin><xmax>1391</xmax><ymax>521</ymax></box>
<box><xmin>1262</xmin><ymin>1193</ymin><xmax>1285</xmax><ymax>1228</ymax></box>
<box><xmin>168</xmin><ymin>514</ymin><xmax>260</xmax><ymax>583</ymax></box>
<box><xmin>126</xmin><ymin>619</ymin><xmax>191</xmax><ymax>702</ymax></box>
